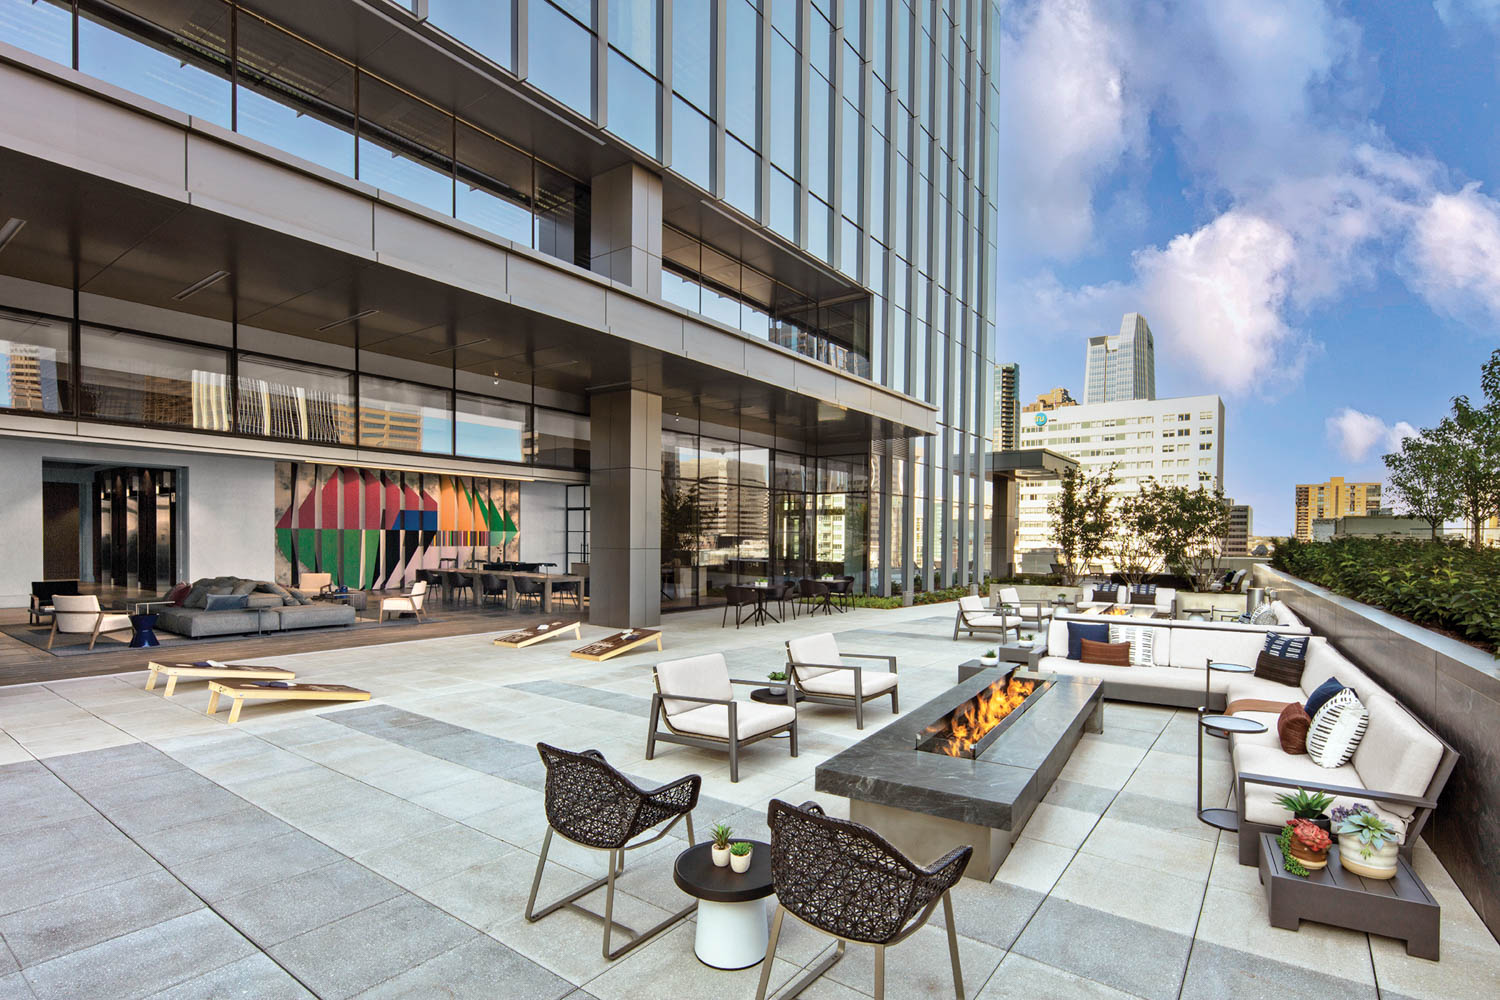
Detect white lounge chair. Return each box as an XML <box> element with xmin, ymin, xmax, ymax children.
<box><xmin>379</xmin><ymin>580</ymin><xmax>428</xmax><ymax>623</ymax></box>
<box><xmin>953</xmin><ymin>595</ymin><xmax>1022</xmax><ymax>641</ymax></box>
<box><xmin>785</xmin><ymin>632</ymin><xmax>898</xmax><ymax>729</ymax></box>
<box><xmin>292</xmin><ymin>572</ymin><xmax>333</xmax><ymax>598</ymax></box>
<box><xmin>647</xmin><ymin>653</ymin><xmax>797</xmax><ymax>782</ymax></box>
<box><xmin>48</xmin><ymin>595</ymin><xmax>133</xmax><ymax>650</ymax></box>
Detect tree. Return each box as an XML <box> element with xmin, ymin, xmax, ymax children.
<box><xmin>1383</xmin><ymin>432</ymin><xmax>1458</xmax><ymax>540</ymax></box>
<box><xmin>1151</xmin><ymin>484</ymin><xmax>1232</xmax><ymax>591</ymax></box>
<box><xmin>1109</xmin><ymin>479</ymin><xmax>1168</xmax><ymax>585</ymax></box>
<box><xmin>1049</xmin><ymin>465</ymin><xmax>1116</xmax><ymax>586</ymax></box>
<box><xmin>1445</xmin><ymin>348</ymin><xmax>1500</xmax><ymax>549</ymax></box>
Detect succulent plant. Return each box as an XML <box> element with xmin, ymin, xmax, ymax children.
<box><xmin>1335</xmin><ymin>809</ymin><xmax>1398</xmax><ymax>859</ymax></box>
<box><xmin>1289</xmin><ymin>818</ymin><xmax>1332</xmax><ymax>852</ymax></box>
<box><xmin>710</xmin><ymin>823</ymin><xmax>733</xmax><ymax>849</ymax></box>
<box><xmin>1274</xmin><ymin>787</ymin><xmax>1335</xmax><ymax>820</ymax></box>
<box><xmin>767</xmin><ymin>670</ymin><xmax>788</xmax><ymax>682</ymax></box>
<box><xmin>729</xmin><ymin>841</ymin><xmax>753</xmax><ymax>857</ymax></box>
<box><xmin>1329</xmin><ymin>802</ymin><xmax>1374</xmax><ymax>827</ymax></box>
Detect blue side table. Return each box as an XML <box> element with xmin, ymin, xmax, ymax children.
<box><xmin>129</xmin><ymin>613</ymin><xmax>160</xmax><ymax>648</ymax></box>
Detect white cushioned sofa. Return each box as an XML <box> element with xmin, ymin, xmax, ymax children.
<box><xmin>1032</xmin><ymin>611</ymin><xmax>1457</xmax><ymax>868</ymax></box>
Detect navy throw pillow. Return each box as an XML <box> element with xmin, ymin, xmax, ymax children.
<box><xmin>1304</xmin><ymin>677</ymin><xmax>1346</xmax><ymax>717</ymax></box>
<box><xmin>1066</xmin><ymin>622</ymin><xmax>1111</xmax><ymax>660</ymax></box>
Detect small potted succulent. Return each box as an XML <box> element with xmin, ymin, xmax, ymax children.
<box><xmin>710</xmin><ymin>823</ymin><xmax>733</xmax><ymax>867</ymax></box>
<box><xmin>1274</xmin><ymin>788</ymin><xmax>1335</xmax><ymax>830</ymax></box>
<box><xmin>1282</xmin><ymin>819</ymin><xmax>1332</xmax><ymax>871</ymax></box>
<box><xmin>729</xmin><ymin>841</ymin><xmax>753</xmax><ymax>874</ymax></box>
<box><xmin>979</xmin><ymin>648</ymin><xmax>999</xmax><ymax>667</ymax></box>
<box><xmin>767</xmin><ymin>670</ymin><xmax>788</xmax><ymax>697</ymax></box>
<box><xmin>1334</xmin><ymin>806</ymin><xmax>1400</xmax><ymax>879</ymax></box>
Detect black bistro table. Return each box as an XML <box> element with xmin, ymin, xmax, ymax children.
<box><xmin>1197</xmin><ymin>713</ymin><xmax>1267</xmax><ymax>831</ymax></box>
<box><xmin>743</xmin><ymin>585</ymin><xmax>783</xmax><ymax>626</ymax></box>
<box><xmin>673</xmin><ymin>840</ymin><xmax>774</xmax><ymax>969</ymax></box>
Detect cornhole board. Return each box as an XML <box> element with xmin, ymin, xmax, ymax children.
<box><xmin>492</xmin><ymin>620</ymin><xmax>582</xmax><ymax>648</ymax></box>
<box><xmin>146</xmin><ymin>660</ymin><xmax>295</xmax><ymax>698</ymax></box>
<box><xmin>570</xmin><ymin>628</ymin><xmax>663</xmax><ymax>662</ymax></box>
<box><xmin>206</xmin><ymin>679</ymin><xmax>370</xmax><ymax>724</ymax></box>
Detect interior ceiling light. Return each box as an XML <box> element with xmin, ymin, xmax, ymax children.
<box><xmin>171</xmin><ymin>269</ymin><xmax>230</xmax><ymax>301</ymax></box>
<box><xmin>0</xmin><ymin>218</ymin><xmax>26</xmax><ymax>253</ymax></box>
<box><xmin>425</xmin><ymin>337</ymin><xmax>490</xmax><ymax>356</ymax></box>
<box><xmin>316</xmin><ymin>309</ymin><xmax>380</xmax><ymax>332</ymax></box>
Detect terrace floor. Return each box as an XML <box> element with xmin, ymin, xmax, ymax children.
<box><xmin>0</xmin><ymin>603</ymin><xmax>1496</xmax><ymax>999</ymax></box>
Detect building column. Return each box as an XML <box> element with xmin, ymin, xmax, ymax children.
<box><xmin>991</xmin><ymin>474</ymin><xmax>1018</xmax><ymax>580</ymax></box>
<box><xmin>588</xmin><ymin>163</ymin><xmax>662</xmax><ymax>297</ymax></box>
<box><xmin>588</xmin><ymin>388</ymin><xmax>662</xmax><ymax>628</ymax></box>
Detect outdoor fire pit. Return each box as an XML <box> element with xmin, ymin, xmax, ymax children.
<box><xmin>817</xmin><ymin>667</ymin><xmax>1103</xmax><ymax>880</ymax></box>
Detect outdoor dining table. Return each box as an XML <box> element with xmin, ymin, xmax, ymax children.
<box><xmin>821</xmin><ymin>577</ymin><xmax>851</xmax><ymax>612</ymax></box>
<box><xmin>467</xmin><ymin>570</ymin><xmax>585</xmax><ymax>614</ymax></box>
<box><xmin>743</xmin><ymin>584</ymin><xmax>783</xmax><ymax>626</ymax></box>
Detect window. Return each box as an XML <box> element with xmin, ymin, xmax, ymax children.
<box><xmin>0</xmin><ymin>0</ymin><xmax>71</xmax><ymax>65</ymax></box>
<box><xmin>358</xmin><ymin>376</ymin><xmax>452</xmax><ymax>454</ymax></box>
<box><xmin>607</xmin><ymin>49</ymin><xmax>660</xmax><ymax>155</ymax></box>
<box><xmin>724</xmin><ymin>135</ymin><xmax>759</xmax><ymax>218</ymax></box>
<box><xmin>528</xmin><ymin>1</ymin><xmax>596</xmax><ymax>117</ymax></box>
<box><xmin>427</xmin><ymin>0</ymin><xmax>514</xmax><ymax>69</ymax></box>
<box><xmin>357</xmin><ymin>73</ymin><xmax>454</xmax><ymax>215</ymax></box>
<box><xmin>532</xmin><ymin>408</ymin><xmax>590</xmax><ymax>468</ymax></box>
<box><xmin>237</xmin><ymin>358</ymin><xmax>354</xmax><ymax>445</ymax></box>
<box><xmin>609</xmin><ymin>0</ymin><xmax>658</xmax><ymax>69</ymax></box>
<box><xmin>456</xmin><ymin>123</ymin><xmax>535</xmax><ymax>247</ymax></box>
<box><xmin>769</xmin><ymin>31</ymin><xmax>798</xmax><ymax>173</ymax></box>
<box><xmin>78</xmin><ymin>0</ymin><xmax>232</xmax><ymax>128</ymax></box>
<box><xmin>672</xmin><ymin>0</ymin><xmax>712</xmax><ymax>110</ymax></box>
<box><xmin>457</xmin><ymin>393</ymin><xmax>527</xmax><ymax>461</ymax></box>
<box><xmin>671</xmin><ymin>96</ymin><xmax>713</xmax><ymax>189</ymax></box>
<box><xmin>0</xmin><ymin>308</ymin><xmax>70</xmax><ymax>414</ymax></box>
<box><xmin>235</xmin><ymin>14</ymin><xmax>356</xmax><ymax>177</ymax></box>
<box><xmin>725</xmin><ymin>0</ymin><xmax>761</xmax><ymax>144</ymax></box>
<box><xmin>80</xmin><ymin>327</ymin><xmax>230</xmax><ymax>431</ymax></box>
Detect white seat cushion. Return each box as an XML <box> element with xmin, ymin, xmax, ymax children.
<box><xmin>382</xmin><ymin>598</ymin><xmax>417</xmax><ymax>611</ymax></box>
<box><xmin>1234</xmin><ymin>744</ymin><xmax>1409</xmax><ymax>842</ymax></box>
<box><xmin>800</xmin><ymin>669</ymin><xmax>899</xmax><ymax>698</ymax></box>
<box><xmin>668</xmin><ymin>701</ymin><xmax>796</xmax><ymax>740</ymax></box>
<box><xmin>968</xmin><ymin>614</ymin><xmax>1021</xmax><ymax>629</ymax></box>
<box><xmin>1038</xmin><ymin>658</ymin><xmax>1208</xmax><ymax>693</ymax></box>
<box><xmin>959</xmin><ymin>595</ymin><xmax>987</xmax><ymax>613</ymax></box>
<box><xmin>787</xmin><ymin>632</ymin><xmax>842</xmax><ymax>680</ymax></box>
<box><xmin>656</xmin><ymin>654</ymin><xmax>732</xmax><ymax>716</ymax></box>
<box><xmin>1351</xmin><ymin>693</ymin><xmax>1443</xmax><ymax>822</ymax></box>
<box><xmin>98</xmin><ymin>613</ymin><xmax>133</xmax><ymax>632</ymax></box>
<box><xmin>1227</xmin><ymin>711</ymin><xmax>1284</xmax><ymax>752</ymax></box>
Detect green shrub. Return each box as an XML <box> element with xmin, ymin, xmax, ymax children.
<box><xmin>1272</xmin><ymin>536</ymin><xmax>1500</xmax><ymax>654</ymax></box>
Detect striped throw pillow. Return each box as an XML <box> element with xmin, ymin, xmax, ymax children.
<box><xmin>1249</xmin><ymin>603</ymin><xmax>1277</xmax><ymax>625</ymax></box>
<box><xmin>1306</xmin><ymin>689</ymin><xmax>1369</xmax><ymax>767</ymax></box>
<box><xmin>1108</xmin><ymin>624</ymin><xmax>1156</xmax><ymax>666</ymax></box>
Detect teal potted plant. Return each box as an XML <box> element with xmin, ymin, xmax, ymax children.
<box><xmin>979</xmin><ymin>648</ymin><xmax>999</xmax><ymax>667</ymax></box>
<box><xmin>767</xmin><ymin>670</ymin><xmax>788</xmax><ymax>697</ymax></box>
<box><xmin>1334</xmin><ymin>805</ymin><xmax>1399</xmax><ymax>879</ymax></box>
<box><xmin>710</xmin><ymin>823</ymin><xmax>733</xmax><ymax>867</ymax></box>
<box><xmin>1274</xmin><ymin>788</ymin><xmax>1335</xmax><ymax>830</ymax></box>
<box><xmin>729</xmin><ymin>841</ymin><xmax>753</xmax><ymax>874</ymax></box>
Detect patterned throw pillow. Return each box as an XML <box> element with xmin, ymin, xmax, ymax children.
<box><xmin>1277</xmin><ymin>702</ymin><xmax>1312</xmax><ymax>755</ymax></box>
<box><xmin>1307</xmin><ymin>689</ymin><xmax>1369</xmax><ymax>767</ymax></box>
<box><xmin>1128</xmin><ymin>583</ymin><xmax>1157</xmax><ymax>606</ymax></box>
<box><xmin>1108</xmin><ymin>624</ymin><xmax>1156</xmax><ymax>666</ymax></box>
<box><xmin>1079</xmin><ymin>638</ymin><xmax>1132</xmax><ymax>666</ymax></box>
<box><xmin>1254</xmin><ymin>634</ymin><xmax>1308</xmax><ymax>686</ymax></box>
<box><xmin>1303</xmin><ymin>677</ymin><xmax>1346</xmax><ymax>717</ymax></box>
<box><xmin>1249</xmin><ymin>603</ymin><xmax>1277</xmax><ymax>625</ymax></box>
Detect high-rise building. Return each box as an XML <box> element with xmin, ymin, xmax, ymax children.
<box><xmin>1014</xmin><ymin>395</ymin><xmax>1226</xmax><ymax>567</ymax></box>
<box><xmin>1084</xmin><ymin>313</ymin><xmax>1156</xmax><ymax>404</ymax></box>
<box><xmin>1022</xmin><ymin>387</ymin><xmax>1077</xmax><ymax>413</ymax></box>
<box><xmin>1225</xmin><ymin>502</ymin><xmax>1253</xmax><ymax>556</ymax></box>
<box><xmin>1294</xmin><ymin>477</ymin><xmax>1382</xmax><ymax>542</ymax></box>
<box><xmin>993</xmin><ymin>363</ymin><xmax>1020</xmax><ymax>452</ymax></box>
<box><xmin>0</xmin><ymin>2</ymin><xmax>999</xmax><ymax>621</ymax></box>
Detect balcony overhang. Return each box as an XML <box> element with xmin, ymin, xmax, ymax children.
<box><xmin>987</xmin><ymin>449</ymin><xmax>1078</xmax><ymax>481</ymax></box>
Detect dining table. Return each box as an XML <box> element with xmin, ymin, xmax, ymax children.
<box><xmin>467</xmin><ymin>569</ymin><xmax>586</xmax><ymax>614</ymax></box>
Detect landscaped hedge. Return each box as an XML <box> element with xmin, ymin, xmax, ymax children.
<box><xmin>1272</xmin><ymin>536</ymin><xmax>1500</xmax><ymax>653</ymax></box>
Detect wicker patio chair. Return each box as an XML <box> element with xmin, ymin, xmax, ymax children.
<box><xmin>525</xmin><ymin>743</ymin><xmax>701</xmax><ymax>960</ymax></box>
<box><xmin>785</xmin><ymin>632</ymin><xmax>898</xmax><ymax>729</ymax></box>
<box><xmin>755</xmin><ymin>799</ymin><xmax>972</xmax><ymax>1000</ymax></box>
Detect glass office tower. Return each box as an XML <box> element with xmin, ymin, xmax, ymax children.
<box><xmin>0</xmin><ymin>1</ymin><xmax>999</xmax><ymax>612</ymax></box>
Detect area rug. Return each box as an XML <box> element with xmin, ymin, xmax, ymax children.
<box><xmin>0</xmin><ymin>617</ymin><xmax>440</xmax><ymax>657</ymax></box>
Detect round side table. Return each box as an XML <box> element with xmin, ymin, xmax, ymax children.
<box><xmin>673</xmin><ymin>840</ymin><xmax>774</xmax><ymax>970</ymax></box>
<box><xmin>1203</xmin><ymin>661</ymin><xmax>1254</xmax><ymax>728</ymax></box>
<box><xmin>749</xmin><ymin>687</ymin><xmax>805</xmax><ymax>705</ymax></box>
<box><xmin>1197</xmin><ymin>713</ymin><xmax>1267</xmax><ymax>831</ymax></box>
<box><xmin>128</xmin><ymin>613</ymin><xmax>160</xmax><ymax>648</ymax></box>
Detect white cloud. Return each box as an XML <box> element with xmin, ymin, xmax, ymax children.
<box><xmin>997</xmin><ymin>0</ymin><xmax>1144</xmax><ymax>259</ymax></box>
<box><xmin>1404</xmin><ymin>183</ymin><xmax>1500</xmax><ymax>323</ymax></box>
<box><xmin>1325</xmin><ymin>408</ymin><xmax>1418</xmax><ymax>462</ymax></box>
<box><xmin>1434</xmin><ymin>1</ymin><xmax>1500</xmax><ymax>28</ymax></box>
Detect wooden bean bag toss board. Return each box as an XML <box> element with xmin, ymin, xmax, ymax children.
<box><xmin>570</xmin><ymin>628</ymin><xmax>663</xmax><ymax>662</ymax></box>
<box><xmin>205</xmin><ymin>679</ymin><xmax>370</xmax><ymax>723</ymax></box>
<box><xmin>146</xmin><ymin>660</ymin><xmax>295</xmax><ymax>697</ymax></box>
<box><xmin>492</xmin><ymin>619</ymin><xmax>582</xmax><ymax>648</ymax></box>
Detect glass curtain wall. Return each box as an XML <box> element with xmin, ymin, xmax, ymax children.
<box><xmin>3</xmin><ymin>1</ymin><xmax>591</xmax><ymax>269</ymax></box>
<box><xmin>661</xmin><ymin>424</ymin><xmax>868</xmax><ymax>611</ymax></box>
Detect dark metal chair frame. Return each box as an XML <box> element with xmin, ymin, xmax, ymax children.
<box><xmin>756</xmin><ymin>799</ymin><xmax>971</xmax><ymax>1000</ymax></box>
<box><xmin>525</xmin><ymin>743</ymin><xmax>701</xmax><ymax>960</ymax></box>
<box><xmin>721</xmin><ymin>585</ymin><xmax>758</xmax><ymax>628</ymax></box>
<box><xmin>951</xmin><ymin>601</ymin><xmax>1021</xmax><ymax>642</ymax></box>
<box><xmin>513</xmin><ymin>575</ymin><xmax>543</xmax><ymax>611</ymax></box>
<box><xmin>798</xmin><ymin>578</ymin><xmax>835</xmax><ymax>617</ymax></box>
<box><xmin>647</xmin><ymin>665</ymin><xmax>798</xmax><ymax>782</ymax></box>
<box><xmin>784</xmin><ymin>640</ymin><xmax>899</xmax><ymax>730</ymax></box>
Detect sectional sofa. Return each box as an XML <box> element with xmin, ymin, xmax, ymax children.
<box><xmin>154</xmin><ymin>576</ymin><xmax>356</xmax><ymax>638</ymax></box>
<box><xmin>1031</xmin><ymin>611</ymin><xmax>1457</xmax><ymax>867</ymax></box>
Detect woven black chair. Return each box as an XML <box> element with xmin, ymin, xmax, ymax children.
<box><xmin>755</xmin><ymin>799</ymin><xmax>971</xmax><ymax>1000</ymax></box>
<box><xmin>798</xmin><ymin>578</ymin><xmax>834</xmax><ymax>617</ymax></box>
<box><xmin>774</xmin><ymin>579</ymin><xmax>800</xmax><ymax>621</ymax></box>
<box><xmin>513</xmin><ymin>575</ymin><xmax>543</xmax><ymax>611</ymax></box>
<box><xmin>721</xmin><ymin>585</ymin><xmax>757</xmax><ymax>628</ymax></box>
<box><xmin>525</xmin><ymin>743</ymin><xmax>701</xmax><ymax>960</ymax></box>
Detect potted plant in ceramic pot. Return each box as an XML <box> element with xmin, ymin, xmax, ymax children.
<box><xmin>710</xmin><ymin>823</ymin><xmax>733</xmax><ymax>867</ymax></box>
<box><xmin>767</xmin><ymin>670</ymin><xmax>788</xmax><ymax>697</ymax></box>
<box><xmin>1334</xmin><ymin>806</ymin><xmax>1400</xmax><ymax>879</ymax></box>
<box><xmin>979</xmin><ymin>648</ymin><xmax>999</xmax><ymax>667</ymax></box>
<box><xmin>1274</xmin><ymin>788</ymin><xmax>1336</xmax><ymax>830</ymax></box>
<box><xmin>729</xmin><ymin>841</ymin><xmax>753</xmax><ymax>874</ymax></box>
<box><xmin>1282</xmin><ymin>819</ymin><xmax>1332</xmax><ymax>871</ymax></box>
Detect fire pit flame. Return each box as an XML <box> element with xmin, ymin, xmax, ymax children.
<box><xmin>917</xmin><ymin>674</ymin><xmax>1042</xmax><ymax>758</ymax></box>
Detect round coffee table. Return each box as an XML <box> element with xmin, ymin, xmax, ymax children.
<box><xmin>673</xmin><ymin>840</ymin><xmax>774</xmax><ymax>969</ymax></box>
<box><xmin>128</xmin><ymin>613</ymin><xmax>160</xmax><ymax>649</ymax></box>
<box><xmin>749</xmin><ymin>687</ymin><xmax>804</xmax><ymax>705</ymax></box>
<box><xmin>1197</xmin><ymin>714</ymin><xmax>1268</xmax><ymax>831</ymax></box>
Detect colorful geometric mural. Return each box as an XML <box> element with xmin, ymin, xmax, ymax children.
<box><xmin>273</xmin><ymin>463</ymin><xmax>521</xmax><ymax>589</ymax></box>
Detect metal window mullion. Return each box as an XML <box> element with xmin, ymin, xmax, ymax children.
<box><xmin>829</xmin><ymin>2</ymin><xmax>845</xmax><ymax>268</ymax></box>
<box><xmin>516</xmin><ymin>0</ymin><xmax>529</xmax><ymax>80</ymax></box>
<box><xmin>660</xmin><ymin>0</ymin><xmax>673</xmax><ymax>165</ymax></box>
<box><xmin>901</xmin><ymin>440</ymin><xmax>915</xmax><ymax>603</ymax></box>
<box><xmin>796</xmin><ymin>0</ymin><xmax>811</xmax><ymax>248</ymax></box>
<box><xmin>757</xmin><ymin>0</ymin><xmax>771</xmax><ymax>222</ymax></box>
<box><xmin>712</xmin><ymin>0</ymin><xmax>727</xmax><ymax>197</ymax></box>
<box><xmin>594</xmin><ymin>0</ymin><xmax>608</xmax><ymax>127</ymax></box>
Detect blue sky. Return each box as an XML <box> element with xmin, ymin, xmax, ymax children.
<box><xmin>994</xmin><ymin>0</ymin><xmax>1500</xmax><ymax>534</ymax></box>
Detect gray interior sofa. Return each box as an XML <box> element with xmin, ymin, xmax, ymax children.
<box><xmin>155</xmin><ymin>576</ymin><xmax>356</xmax><ymax>638</ymax></box>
